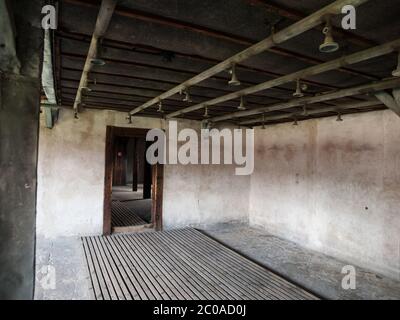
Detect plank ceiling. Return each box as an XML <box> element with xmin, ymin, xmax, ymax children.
<box><xmin>53</xmin><ymin>0</ymin><xmax>400</xmax><ymax>125</ymax></box>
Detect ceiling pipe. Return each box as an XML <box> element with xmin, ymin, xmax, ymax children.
<box><xmin>72</xmin><ymin>0</ymin><xmax>117</xmax><ymax>115</ymax></box>
<box><xmin>168</xmin><ymin>38</ymin><xmax>400</xmax><ymax>119</ymax></box>
<box><xmin>211</xmin><ymin>78</ymin><xmax>400</xmax><ymax>123</ymax></box>
<box><xmin>42</xmin><ymin>30</ymin><xmax>57</xmax><ymax>104</ymax></box>
<box><xmin>240</xmin><ymin>100</ymin><xmax>382</xmax><ymax>126</ymax></box>
<box><xmin>129</xmin><ymin>0</ymin><xmax>370</xmax><ymax>116</ymax></box>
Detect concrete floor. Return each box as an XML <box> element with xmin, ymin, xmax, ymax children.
<box><xmin>112</xmin><ymin>184</ymin><xmax>144</xmax><ymax>201</ymax></box>
<box><xmin>35</xmin><ymin>223</ymin><xmax>400</xmax><ymax>300</ymax></box>
<box><xmin>203</xmin><ymin>223</ymin><xmax>400</xmax><ymax>300</ymax></box>
<box><xmin>34</xmin><ymin>236</ymin><xmax>92</xmax><ymax>300</ymax></box>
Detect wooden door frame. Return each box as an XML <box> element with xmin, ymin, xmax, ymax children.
<box><xmin>103</xmin><ymin>126</ymin><xmax>164</xmax><ymax>235</ymax></box>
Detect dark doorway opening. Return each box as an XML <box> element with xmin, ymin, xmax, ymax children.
<box><xmin>103</xmin><ymin>126</ymin><xmax>163</xmax><ymax>234</ymax></box>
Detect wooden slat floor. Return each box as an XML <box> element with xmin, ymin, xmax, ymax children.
<box><xmin>82</xmin><ymin>228</ymin><xmax>318</xmax><ymax>300</ymax></box>
<box><xmin>111</xmin><ymin>201</ymin><xmax>146</xmax><ymax>227</ymax></box>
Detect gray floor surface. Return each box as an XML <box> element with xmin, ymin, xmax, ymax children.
<box><xmin>203</xmin><ymin>223</ymin><xmax>400</xmax><ymax>300</ymax></box>
<box><xmin>35</xmin><ymin>223</ymin><xmax>400</xmax><ymax>300</ymax></box>
<box><xmin>35</xmin><ymin>236</ymin><xmax>93</xmax><ymax>300</ymax></box>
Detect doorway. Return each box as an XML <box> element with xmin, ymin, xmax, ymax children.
<box><xmin>103</xmin><ymin>126</ymin><xmax>163</xmax><ymax>234</ymax></box>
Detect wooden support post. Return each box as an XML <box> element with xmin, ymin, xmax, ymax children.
<box><xmin>143</xmin><ymin>140</ymin><xmax>152</xmax><ymax>199</ymax></box>
<box><xmin>151</xmin><ymin>164</ymin><xmax>164</xmax><ymax>231</ymax></box>
<box><xmin>132</xmin><ymin>138</ymin><xmax>138</xmax><ymax>192</ymax></box>
<box><xmin>103</xmin><ymin>126</ymin><xmax>114</xmax><ymax>235</ymax></box>
<box><xmin>112</xmin><ymin>137</ymin><xmax>127</xmax><ymax>186</ymax></box>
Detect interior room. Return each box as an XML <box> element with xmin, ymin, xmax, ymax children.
<box><xmin>1</xmin><ymin>0</ymin><xmax>400</xmax><ymax>301</ymax></box>
<box><xmin>109</xmin><ymin>130</ymin><xmax>153</xmax><ymax>233</ymax></box>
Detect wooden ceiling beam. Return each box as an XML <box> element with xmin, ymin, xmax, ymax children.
<box><xmin>168</xmin><ymin>38</ymin><xmax>400</xmax><ymax>118</ymax></box>
<box><xmin>64</xmin><ymin>0</ymin><xmax>378</xmax><ymax>85</ymax></box>
<box><xmin>72</xmin><ymin>0</ymin><xmax>117</xmax><ymax>114</ymax></box>
<box><xmin>56</xmin><ymin>29</ymin><xmax>346</xmax><ymax>92</ymax></box>
<box><xmin>212</xmin><ymin>78</ymin><xmax>400</xmax><ymax>123</ymax></box>
<box><xmin>128</xmin><ymin>0</ymin><xmax>371</xmax><ymax>116</ymax></box>
<box><xmin>246</xmin><ymin>0</ymin><xmax>377</xmax><ymax>48</ymax></box>
<box><xmin>239</xmin><ymin>100</ymin><xmax>382</xmax><ymax>125</ymax></box>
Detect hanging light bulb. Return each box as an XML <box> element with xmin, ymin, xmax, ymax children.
<box><xmin>293</xmin><ymin>79</ymin><xmax>305</xmax><ymax>98</ymax></box>
<box><xmin>88</xmin><ymin>78</ymin><xmax>97</xmax><ymax>85</ymax></box>
<box><xmin>392</xmin><ymin>52</ymin><xmax>400</xmax><ymax>77</ymax></box>
<box><xmin>157</xmin><ymin>100</ymin><xmax>164</xmax><ymax>113</ymax></box>
<box><xmin>90</xmin><ymin>58</ymin><xmax>106</xmax><ymax>66</ymax></box>
<box><xmin>238</xmin><ymin>96</ymin><xmax>246</xmax><ymax>110</ymax></box>
<box><xmin>126</xmin><ymin>113</ymin><xmax>132</xmax><ymax>124</ymax></box>
<box><xmin>81</xmin><ymin>78</ymin><xmax>92</xmax><ymax>92</ymax></box>
<box><xmin>203</xmin><ymin>105</ymin><xmax>209</xmax><ymax>118</ymax></box>
<box><xmin>262</xmin><ymin>113</ymin><xmax>266</xmax><ymax>129</ymax></box>
<box><xmin>319</xmin><ymin>16</ymin><xmax>339</xmax><ymax>53</ymax></box>
<box><xmin>336</xmin><ymin>111</ymin><xmax>343</xmax><ymax>122</ymax></box>
<box><xmin>91</xmin><ymin>39</ymin><xmax>106</xmax><ymax>66</ymax></box>
<box><xmin>303</xmin><ymin>104</ymin><xmax>308</xmax><ymax>116</ymax></box>
<box><xmin>228</xmin><ymin>63</ymin><xmax>241</xmax><ymax>86</ymax></box>
<box><xmin>183</xmin><ymin>88</ymin><xmax>192</xmax><ymax>102</ymax></box>
<box><xmin>81</xmin><ymin>85</ymin><xmax>92</xmax><ymax>92</ymax></box>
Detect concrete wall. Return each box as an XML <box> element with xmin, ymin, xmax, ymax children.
<box><xmin>37</xmin><ymin>109</ymin><xmax>248</xmax><ymax>238</ymax></box>
<box><xmin>0</xmin><ymin>0</ymin><xmax>44</xmax><ymax>299</ymax></box>
<box><xmin>249</xmin><ymin>110</ymin><xmax>400</xmax><ymax>279</ymax></box>
<box><xmin>162</xmin><ymin>120</ymin><xmax>250</xmax><ymax>229</ymax></box>
<box><xmin>37</xmin><ymin>105</ymin><xmax>399</xmax><ymax>279</ymax></box>
<box><xmin>0</xmin><ymin>76</ymin><xmax>41</xmax><ymax>300</ymax></box>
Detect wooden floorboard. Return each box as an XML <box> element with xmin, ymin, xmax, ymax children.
<box><xmin>111</xmin><ymin>201</ymin><xmax>146</xmax><ymax>228</ymax></box>
<box><xmin>82</xmin><ymin>228</ymin><xmax>319</xmax><ymax>300</ymax></box>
